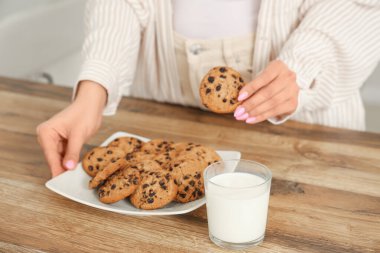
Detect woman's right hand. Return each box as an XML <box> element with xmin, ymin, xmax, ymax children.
<box><xmin>36</xmin><ymin>81</ymin><xmax>107</xmax><ymax>177</ymax></box>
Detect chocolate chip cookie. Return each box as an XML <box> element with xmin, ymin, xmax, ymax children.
<box><xmin>132</xmin><ymin>160</ymin><xmax>162</xmax><ymax>174</ymax></box>
<box><xmin>140</xmin><ymin>139</ymin><xmax>174</xmax><ymax>154</ymax></box>
<box><xmin>82</xmin><ymin>147</ymin><xmax>125</xmax><ymax>177</ymax></box>
<box><xmin>129</xmin><ymin>171</ymin><xmax>177</xmax><ymax>210</ymax></box>
<box><xmin>177</xmin><ymin>144</ymin><xmax>221</xmax><ymax>168</ymax></box>
<box><xmin>89</xmin><ymin>157</ymin><xmax>128</xmax><ymax>189</ymax></box>
<box><xmin>199</xmin><ymin>66</ymin><xmax>246</xmax><ymax>113</ymax></box>
<box><xmin>98</xmin><ymin>167</ymin><xmax>140</xmax><ymax>204</ymax></box>
<box><xmin>108</xmin><ymin>137</ymin><xmax>144</xmax><ymax>154</ymax></box>
<box><xmin>170</xmin><ymin>159</ymin><xmax>205</xmax><ymax>203</ymax></box>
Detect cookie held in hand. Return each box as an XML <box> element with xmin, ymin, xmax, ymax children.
<box><xmin>199</xmin><ymin>66</ymin><xmax>246</xmax><ymax>113</ymax></box>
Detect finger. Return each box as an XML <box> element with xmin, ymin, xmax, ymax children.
<box><xmin>63</xmin><ymin>131</ymin><xmax>85</xmax><ymax>170</ymax></box>
<box><xmin>57</xmin><ymin>139</ymin><xmax>67</xmax><ymax>156</ymax></box>
<box><xmin>239</xmin><ymin>77</ymin><xmax>288</xmax><ymax>115</ymax></box>
<box><xmin>246</xmin><ymin>84</ymin><xmax>295</xmax><ymax>118</ymax></box>
<box><xmin>37</xmin><ymin>125</ymin><xmax>65</xmax><ymax>177</ymax></box>
<box><xmin>245</xmin><ymin>99</ymin><xmax>298</xmax><ymax>124</ymax></box>
<box><xmin>238</xmin><ymin>60</ymin><xmax>283</xmax><ymax>101</ymax></box>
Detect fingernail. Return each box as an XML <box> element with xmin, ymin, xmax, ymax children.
<box><xmin>65</xmin><ymin>160</ymin><xmax>76</xmax><ymax>170</ymax></box>
<box><xmin>246</xmin><ymin>117</ymin><xmax>257</xmax><ymax>124</ymax></box>
<box><xmin>234</xmin><ymin>106</ymin><xmax>245</xmax><ymax>117</ymax></box>
<box><xmin>238</xmin><ymin>92</ymin><xmax>249</xmax><ymax>101</ymax></box>
<box><xmin>236</xmin><ymin>113</ymin><xmax>249</xmax><ymax>121</ymax></box>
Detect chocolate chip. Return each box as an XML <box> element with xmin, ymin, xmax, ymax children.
<box><xmin>159</xmin><ymin>179</ymin><xmax>165</xmax><ymax>186</ymax></box>
<box><xmin>90</xmin><ymin>152</ymin><xmax>94</xmax><ymax>156</ymax></box>
<box><xmin>174</xmin><ymin>179</ymin><xmax>178</xmax><ymax>185</ymax></box>
<box><xmin>206</xmin><ymin>88</ymin><xmax>211</xmax><ymax>94</ymax></box>
<box><xmin>107</xmin><ymin>150</ymin><xmax>113</xmax><ymax>154</ymax></box>
<box><xmin>143</xmin><ymin>183</ymin><xmax>149</xmax><ymax>189</ymax></box>
<box><xmin>232</xmin><ymin>74</ymin><xmax>237</xmax><ymax>79</ymax></box>
<box><xmin>197</xmin><ymin>190</ymin><xmax>203</xmax><ymax>197</ymax></box>
<box><xmin>184</xmin><ymin>175</ymin><xmax>190</xmax><ymax>180</ymax></box>
<box><xmin>239</xmin><ymin>77</ymin><xmax>244</xmax><ymax>83</ymax></box>
<box><xmin>125</xmin><ymin>153</ymin><xmax>133</xmax><ymax>160</ymax></box>
<box><xmin>88</xmin><ymin>165</ymin><xmax>94</xmax><ymax>171</ymax></box>
<box><xmin>133</xmin><ymin>177</ymin><xmax>139</xmax><ymax>185</ymax></box>
<box><xmin>192</xmin><ymin>191</ymin><xmax>197</xmax><ymax>197</ymax></box>
<box><xmin>97</xmin><ymin>158</ymin><xmax>103</xmax><ymax>162</ymax></box>
<box><xmin>222</xmin><ymin>98</ymin><xmax>227</xmax><ymax>103</ymax></box>
<box><xmin>230</xmin><ymin>99</ymin><xmax>235</xmax><ymax>105</ymax></box>
<box><xmin>147</xmin><ymin>198</ymin><xmax>154</xmax><ymax>203</ymax></box>
<box><xmin>165</xmin><ymin>173</ymin><xmax>170</xmax><ymax>181</ymax></box>
<box><xmin>186</xmin><ymin>147</ymin><xmax>192</xmax><ymax>151</ymax></box>
<box><xmin>179</xmin><ymin>193</ymin><xmax>187</xmax><ymax>198</ymax></box>
<box><xmin>149</xmin><ymin>192</ymin><xmax>156</xmax><ymax>197</ymax></box>
<box><xmin>184</xmin><ymin>186</ymin><xmax>189</xmax><ymax>192</ymax></box>
<box><xmin>220</xmin><ymin>75</ymin><xmax>226</xmax><ymax>79</ymax></box>
<box><xmin>208</xmin><ymin>76</ymin><xmax>215</xmax><ymax>83</ymax></box>
<box><xmin>111</xmin><ymin>184</ymin><xmax>116</xmax><ymax>190</ymax></box>
<box><xmin>114</xmin><ymin>138</ymin><xmax>119</xmax><ymax>141</ymax></box>
<box><xmin>195</xmin><ymin>173</ymin><xmax>201</xmax><ymax>179</ymax></box>
<box><xmin>219</xmin><ymin>67</ymin><xmax>227</xmax><ymax>73</ymax></box>
<box><xmin>190</xmin><ymin>180</ymin><xmax>195</xmax><ymax>186</ymax></box>
<box><xmin>216</xmin><ymin>84</ymin><xmax>221</xmax><ymax>91</ymax></box>
<box><xmin>174</xmin><ymin>163</ymin><xmax>179</xmax><ymax>167</ymax></box>
<box><xmin>238</xmin><ymin>85</ymin><xmax>243</xmax><ymax>91</ymax></box>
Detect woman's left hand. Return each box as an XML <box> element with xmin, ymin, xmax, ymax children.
<box><xmin>233</xmin><ymin>60</ymin><xmax>299</xmax><ymax>124</ymax></box>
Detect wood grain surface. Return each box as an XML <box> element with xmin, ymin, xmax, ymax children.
<box><xmin>0</xmin><ymin>76</ymin><xmax>379</xmax><ymax>253</ymax></box>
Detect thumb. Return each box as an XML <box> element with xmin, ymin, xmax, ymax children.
<box><xmin>63</xmin><ymin>131</ymin><xmax>85</xmax><ymax>170</ymax></box>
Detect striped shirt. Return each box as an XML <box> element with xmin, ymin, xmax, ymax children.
<box><xmin>76</xmin><ymin>0</ymin><xmax>380</xmax><ymax>130</ymax></box>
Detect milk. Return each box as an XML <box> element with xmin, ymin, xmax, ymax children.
<box><xmin>206</xmin><ymin>172</ymin><xmax>270</xmax><ymax>244</ymax></box>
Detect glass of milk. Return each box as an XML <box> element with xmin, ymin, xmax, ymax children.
<box><xmin>204</xmin><ymin>159</ymin><xmax>272</xmax><ymax>249</ymax></box>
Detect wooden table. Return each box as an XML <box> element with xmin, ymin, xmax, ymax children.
<box><xmin>1</xmin><ymin>76</ymin><xmax>379</xmax><ymax>253</ymax></box>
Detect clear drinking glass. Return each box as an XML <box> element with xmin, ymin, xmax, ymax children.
<box><xmin>204</xmin><ymin>159</ymin><xmax>272</xmax><ymax>250</ymax></box>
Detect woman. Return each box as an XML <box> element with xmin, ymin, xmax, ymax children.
<box><xmin>37</xmin><ymin>0</ymin><xmax>380</xmax><ymax>177</ymax></box>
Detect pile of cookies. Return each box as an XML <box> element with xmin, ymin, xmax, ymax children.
<box><xmin>199</xmin><ymin>66</ymin><xmax>246</xmax><ymax>113</ymax></box>
<box><xmin>82</xmin><ymin>137</ymin><xmax>221</xmax><ymax>210</ymax></box>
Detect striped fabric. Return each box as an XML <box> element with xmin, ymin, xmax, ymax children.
<box><xmin>76</xmin><ymin>0</ymin><xmax>380</xmax><ymax>130</ymax></box>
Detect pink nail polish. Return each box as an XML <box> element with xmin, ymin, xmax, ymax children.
<box><xmin>246</xmin><ymin>117</ymin><xmax>257</xmax><ymax>124</ymax></box>
<box><xmin>238</xmin><ymin>92</ymin><xmax>249</xmax><ymax>101</ymax></box>
<box><xmin>236</xmin><ymin>113</ymin><xmax>249</xmax><ymax>121</ymax></box>
<box><xmin>234</xmin><ymin>106</ymin><xmax>245</xmax><ymax>117</ymax></box>
<box><xmin>65</xmin><ymin>160</ymin><xmax>75</xmax><ymax>170</ymax></box>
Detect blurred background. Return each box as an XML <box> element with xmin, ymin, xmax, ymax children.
<box><xmin>0</xmin><ymin>0</ymin><xmax>379</xmax><ymax>132</ymax></box>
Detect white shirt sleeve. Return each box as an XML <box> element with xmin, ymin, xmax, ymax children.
<box><xmin>74</xmin><ymin>0</ymin><xmax>143</xmax><ymax>115</ymax></box>
<box><xmin>269</xmin><ymin>0</ymin><xmax>380</xmax><ymax>125</ymax></box>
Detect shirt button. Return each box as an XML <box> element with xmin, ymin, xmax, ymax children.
<box><xmin>189</xmin><ymin>44</ymin><xmax>202</xmax><ymax>55</ymax></box>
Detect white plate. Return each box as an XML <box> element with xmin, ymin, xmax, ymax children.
<box><xmin>45</xmin><ymin>131</ymin><xmax>241</xmax><ymax>216</ymax></box>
